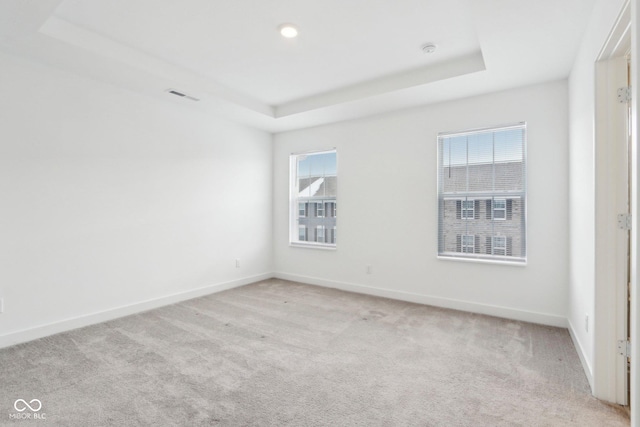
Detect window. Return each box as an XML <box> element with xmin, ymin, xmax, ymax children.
<box><xmin>290</xmin><ymin>150</ymin><xmax>337</xmax><ymax>247</ymax></box>
<box><xmin>438</xmin><ymin>123</ymin><xmax>526</xmax><ymax>263</ymax></box>
<box><xmin>461</xmin><ymin>200</ymin><xmax>475</xmax><ymax>219</ymax></box>
<box><xmin>492</xmin><ymin>199</ymin><xmax>506</xmax><ymax>220</ymax></box>
<box><xmin>461</xmin><ymin>235</ymin><xmax>475</xmax><ymax>253</ymax></box>
<box><xmin>492</xmin><ymin>236</ymin><xmax>507</xmax><ymax>256</ymax></box>
<box><xmin>298</xmin><ymin>225</ymin><xmax>307</xmax><ymax>241</ymax></box>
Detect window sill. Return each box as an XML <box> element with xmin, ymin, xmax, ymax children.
<box><xmin>290</xmin><ymin>242</ymin><xmax>337</xmax><ymax>251</ymax></box>
<box><xmin>437</xmin><ymin>255</ymin><xmax>527</xmax><ymax>267</ymax></box>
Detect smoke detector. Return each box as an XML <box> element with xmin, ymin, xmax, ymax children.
<box><xmin>422</xmin><ymin>43</ymin><xmax>438</xmax><ymax>54</ymax></box>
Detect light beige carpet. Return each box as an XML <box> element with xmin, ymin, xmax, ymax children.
<box><xmin>0</xmin><ymin>279</ymin><xmax>630</xmax><ymax>426</ymax></box>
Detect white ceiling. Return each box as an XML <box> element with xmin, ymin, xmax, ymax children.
<box><xmin>0</xmin><ymin>0</ymin><xmax>596</xmax><ymax>132</ymax></box>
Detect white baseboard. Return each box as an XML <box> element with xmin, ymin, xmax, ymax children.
<box><xmin>274</xmin><ymin>272</ymin><xmax>568</xmax><ymax>328</ymax></box>
<box><xmin>567</xmin><ymin>319</ymin><xmax>594</xmax><ymax>391</ymax></box>
<box><xmin>1</xmin><ymin>272</ymin><xmax>571</xmax><ymax>350</ymax></box>
<box><xmin>0</xmin><ymin>273</ymin><xmax>272</xmax><ymax>350</ymax></box>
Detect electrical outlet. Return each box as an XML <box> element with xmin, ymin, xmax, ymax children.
<box><xmin>366</xmin><ymin>265</ymin><xmax>372</xmax><ymax>274</ymax></box>
<box><xmin>235</xmin><ymin>259</ymin><xmax>240</xmax><ymax>268</ymax></box>
<box><xmin>585</xmin><ymin>314</ymin><xmax>589</xmax><ymax>332</ymax></box>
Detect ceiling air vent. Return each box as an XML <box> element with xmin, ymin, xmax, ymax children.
<box><xmin>166</xmin><ymin>89</ymin><xmax>200</xmax><ymax>101</ymax></box>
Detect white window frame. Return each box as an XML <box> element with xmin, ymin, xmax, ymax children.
<box><xmin>462</xmin><ymin>200</ymin><xmax>475</xmax><ymax>219</ymax></box>
<box><xmin>299</xmin><ymin>202</ymin><xmax>307</xmax><ymax>217</ymax></box>
<box><xmin>298</xmin><ymin>225</ymin><xmax>307</xmax><ymax>242</ymax></box>
<box><xmin>290</xmin><ymin>149</ymin><xmax>337</xmax><ymax>249</ymax></box>
<box><xmin>493</xmin><ymin>198</ymin><xmax>507</xmax><ymax>220</ymax></box>
<box><xmin>316</xmin><ymin>225</ymin><xmax>325</xmax><ymax>242</ymax></box>
<box><xmin>437</xmin><ymin>122</ymin><xmax>526</xmax><ymax>264</ymax></box>
<box><xmin>493</xmin><ymin>236</ymin><xmax>507</xmax><ymax>255</ymax></box>
<box><xmin>461</xmin><ymin>235</ymin><xmax>475</xmax><ymax>253</ymax></box>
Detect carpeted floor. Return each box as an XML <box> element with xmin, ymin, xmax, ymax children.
<box><xmin>0</xmin><ymin>279</ymin><xmax>630</xmax><ymax>426</ymax></box>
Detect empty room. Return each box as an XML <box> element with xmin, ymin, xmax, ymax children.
<box><xmin>1</xmin><ymin>0</ymin><xmax>639</xmax><ymax>425</ymax></box>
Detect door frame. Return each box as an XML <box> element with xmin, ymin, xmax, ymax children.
<box><xmin>593</xmin><ymin>0</ymin><xmax>631</xmax><ymax>406</ymax></box>
<box><xmin>629</xmin><ymin>0</ymin><xmax>640</xmax><ymax>423</ymax></box>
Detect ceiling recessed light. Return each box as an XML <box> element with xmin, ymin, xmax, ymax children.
<box><xmin>422</xmin><ymin>43</ymin><xmax>437</xmax><ymax>54</ymax></box>
<box><xmin>279</xmin><ymin>24</ymin><xmax>299</xmax><ymax>38</ymax></box>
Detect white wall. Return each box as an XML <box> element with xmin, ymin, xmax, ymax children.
<box><xmin>567</xmin><ymin>0</ymin><xmax>626</xmax><ymax>389</ymax></box>
<box><xmin>273</xmin><ymin>80</ymin><xmax>569</xmax><ymax>327</ymax></box>
<box><xmin>0</xmin><ymin>52</ymin><xmax>273</xmax><ymax>347</ymax></box>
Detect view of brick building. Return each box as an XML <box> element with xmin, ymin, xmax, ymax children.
<box><xmin>439</xmin><ymin>160</ymin><xmax>526</xmax><ymax>260</ymax></box>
